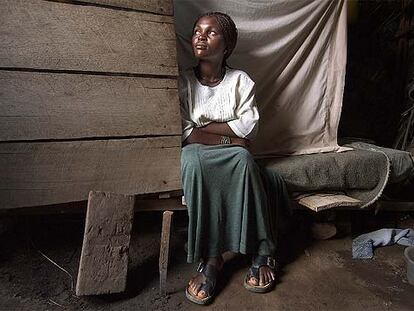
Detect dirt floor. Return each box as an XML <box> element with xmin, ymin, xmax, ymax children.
<box><xmin>1</xmin><ymin>209</ymin><xmax>414</xmax><ymax>311</ymax></box>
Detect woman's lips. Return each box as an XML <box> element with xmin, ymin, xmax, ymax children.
<box><xmin>195</xmin><ymin>44</ymin><xmax>207</xmax><ymax>49</ymax></box>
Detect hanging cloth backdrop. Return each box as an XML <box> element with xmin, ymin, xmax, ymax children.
<box><xmin>174</xmin><ymin>0</ymin><xmax>348</xmax><ymax>156</ymax></box>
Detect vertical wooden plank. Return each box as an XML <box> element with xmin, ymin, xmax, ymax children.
<box><xmin>159</xmin><ymin>210</ymin><xmax>173</xmax><ymax>295</ymax></box>
<box><xmin>76</xmin><ymin>191</ymin><xmax>135</xmax><ymax>296</ymax></box>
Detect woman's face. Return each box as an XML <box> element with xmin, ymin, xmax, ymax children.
<box><xmin>192</xmin><ymin>16</ymin><xmax>226</xmax><ymax>62</ymax></box>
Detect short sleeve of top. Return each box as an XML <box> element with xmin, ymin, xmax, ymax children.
<box><xmin>178</xmin><ymin>68</ymin><xmax>259</xmax><ymax>142</ymax></box>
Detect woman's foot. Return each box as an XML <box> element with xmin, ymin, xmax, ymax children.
<box><xmin>247</xmin><ymin>265</ymin><xmax>275</xmax><ymax>287</ymax></box>
<box><xmin>244</xmin><ymin>255</ymin><xmax>277</xmax><ymax>293</ymax></box>
<box><xmin>186</xmin><ymin>256</ymin><xmax>224</xmax><ymax>304</ymax></box>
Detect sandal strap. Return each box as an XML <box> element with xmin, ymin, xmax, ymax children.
<box><xmin>252</xmin><ymin>255</ymin><xmax>276</xmax><ymax>270</ymax></box>
<box><xmin>196</xmin><ymin>262</ymin><xmax>218</xmax><ymax>295</ymax></box>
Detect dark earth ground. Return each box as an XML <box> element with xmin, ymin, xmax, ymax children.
<box><xmin>1</xmin><ymin>209</ymin><xmax>414</xmax><ymax>311</ymax></box>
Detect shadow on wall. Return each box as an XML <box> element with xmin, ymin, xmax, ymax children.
<box><xmin>339</xmin><ymin>0</ymin><xmax>408</xmax><ymax>147</ymax></box>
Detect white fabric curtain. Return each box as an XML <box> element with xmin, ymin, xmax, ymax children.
<box><xmin>173</xmin><ymin>0</ymin><xmax>348</xmax><ymax>156</ymax></box>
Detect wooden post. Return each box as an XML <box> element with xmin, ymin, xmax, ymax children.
<box><xmin>159</xmin><ymin>210</ymin><xmax>173</xmax><ymax>295</ymax></box>
<box><xmin>76</xmin><ymin>191</ymin><xmax>135</xmax><ymax>296</ymax></box>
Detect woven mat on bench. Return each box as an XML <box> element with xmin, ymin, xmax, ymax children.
<box><xmin>258</xmin><ymin>146</ymin><xmax>390</xmax><ymax>208</ymax></box>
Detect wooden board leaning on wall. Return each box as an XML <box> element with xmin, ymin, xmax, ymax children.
<box><xmin>77</xmin><ymin>0</ymin><xmax>173</xmax><ymax>15</ymax></box>
<box><xmin>0</xmin><ymin>136</ymin><xmax>182</xmax><ymax>209</ymax></box>
<box><xmin>0</xmin><ymin>0</ymin><xmax>177</xmax><ymax>76</ymax></box>
<box><xmin>0</xmin><ymin>71</ymin><xmax>181</xmax><ymax>141</ymax></box>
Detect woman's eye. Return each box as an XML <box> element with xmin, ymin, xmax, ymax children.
<box><xmin>209</xmin><ymin>31</ymin><xmax>216</xmax><ymax>35</ymax></box>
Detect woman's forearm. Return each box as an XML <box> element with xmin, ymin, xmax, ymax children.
<box><xmin>186</xmin><ymin>128</ymin><xmax>222</xmax><ymax>145</ymax></box>
<box><xmin>199</xmin><ymin>122</ymin><xmax>239</xmax><ymax>138</ymax></box>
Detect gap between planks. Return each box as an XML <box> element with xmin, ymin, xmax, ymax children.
<box><xmin>48</xmin><ymin>0</ymin><xmax>174</xmax><ymax>16</ymax></box>
<box><xmin>0</xmin><ymin>67</ymin><xmax>178</xmax><ymax>79</ymax></box>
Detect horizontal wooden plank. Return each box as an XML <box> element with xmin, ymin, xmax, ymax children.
<box><xmin>376</xmin><ymin>200</ymin><xmax>414</xmax><ymax>211</ymax></box>
<box><xmin>0</xmin><ymin>197</ymin><xmax>187</xmax><ymax>215</ymax></box>
<box><xmin>136</xmin><ymin>197</ymin><xmax>185</xmax><ymax>211</ymax></box>
<box><xmin>0</xmin><ymin>71</ymin><xmax>181</xmax><ymax>141</ymax></box>
<box><xmin>0</xmin><ymin>136</ymin><xmax>182</xmax><ymax>209</ymax></box>
<box><xmin>0</xmin><ymin>0</ymin><xmax>177</xmax><ymax>76</ymax></box>
<box><xmin>78</xmin><ymin>0</ymin><xmax>173</xmax><ymax>15</ymax></box>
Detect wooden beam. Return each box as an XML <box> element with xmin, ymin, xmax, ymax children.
<box><xmin>0</xmin><ymin>196</ymin><xmax>186</xmax><ymax>215</ymax></box>
<box><xmin>376</xmin><ymin>200</ymin><xmax>414</xmax><ymax>211</ymax></box>
<box><xmin>0</xmin><ymin>136</ymin><xmax>181</xmax><ymax>209</ymax></box>
<box><xmin>0</xmin><ymin>0</ymin><xmax>177</xmax><ymax>76</ymax></box>
<box><xmin>136</xmin><ymin>198</ymin><xmax>185</xmax><ymax>212</ymax></box>
<box><xmin>78</xmin><ymin>0</ymin><xmax>173</xmax><ymax>15</ymax></box>
<box><xmin>0</xmin><ymin>71</ymin><xmax>180</xmax><ymax>141</ymax></box>
<box><xmin>76</xmin><ymin>191</ymin><xmax>135</xmax><ymax>295</ymax></box>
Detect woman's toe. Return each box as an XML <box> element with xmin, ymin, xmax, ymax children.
<box><xmin>262</xmin><ymin>273</ymin><xmax>269</xmax><ymax>286</ymax></box>
<box><xmin>197</xmin><ymin>290</ymin><xmax>207</xmax><ymax>299</ymax></box>
<box><xmin>259</xmin><ymin>271</ymin><xmax>265</xmax><ymax>286</ymax></box>
<box><xmin>266</xmin><ymin>271</ymin><xmax>275</xmax><ymax>284</ymax></box>
<box><xmin>189</xmin><ymin>282</ymin><xmax>198</xmax><ymax>296</ymax></box>
<box><xmin>249</xmin><ymin>276</ymin><xmax>259</xmax><ymax>286</ymax></box>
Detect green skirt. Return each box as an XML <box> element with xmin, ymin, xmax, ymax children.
<box><xmin>181</xmin><ymin>144</ymin><xmax>288</xmax><ymax>263</ymax></box>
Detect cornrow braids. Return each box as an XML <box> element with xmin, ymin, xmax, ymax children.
<box><xmin>193</xmin><ymin>12</ymin><xmax>238</xmax><ymax>67</ymax></box>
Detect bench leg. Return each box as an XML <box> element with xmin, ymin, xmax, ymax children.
<box><xmin>159</xmin><ymin>210</ymin><xmax>173</xmax><ymax>295</ymax></box>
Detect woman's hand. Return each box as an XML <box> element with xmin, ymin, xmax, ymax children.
<box><xmin>184</xmin><ymin>128</ymin><xmax>250</xmax><ymax>149</ymax></box>
<box><xmin>185</xmin><ymin>128</ymin><xmax>221</xmax><ymax>145</ymax></box>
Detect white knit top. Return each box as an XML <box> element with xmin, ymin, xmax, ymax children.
<box><xmin>179</xmin><ymin>68</ymin><xmax>259</xmax><ymax>142</ymax></box>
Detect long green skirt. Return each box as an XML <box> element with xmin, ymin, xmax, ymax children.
<box><xmin>181</xmin><ymin>143</ymin><xmax>288</xmax><ymax>263</ymax></box>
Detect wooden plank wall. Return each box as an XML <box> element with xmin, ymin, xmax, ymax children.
<box><xmin>0</xmin><ymin>0</ymin><xmax>182</xmax><ymax>209</ymax></box>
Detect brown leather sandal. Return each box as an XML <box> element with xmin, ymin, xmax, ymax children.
<box><xmin>186</xmin><ymin>261</ymin><xmax>219</xmax><ymax>305</ymax></box>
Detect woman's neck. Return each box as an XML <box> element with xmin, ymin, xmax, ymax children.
<box><xmin>196</xmin><ymin>60</ymin><xmax>225</xmax><ymax>85</ymax></box>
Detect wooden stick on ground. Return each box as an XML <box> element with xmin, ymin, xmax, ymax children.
<box><xmin>159</xmin><ymin>210</ymin><xmax>173</xmax><ymax>295</ymax></box>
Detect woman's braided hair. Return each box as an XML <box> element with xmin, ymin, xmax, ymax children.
<box><xmin>194</xmin><ymin>12</ymin><xmax>238</xmax><ymax>67</ymax></box>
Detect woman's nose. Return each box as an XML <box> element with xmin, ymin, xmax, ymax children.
<box><xmin>197</xmin><ymin>33</ymin><xmax>207</xmax><ymax>41</ymax></box>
